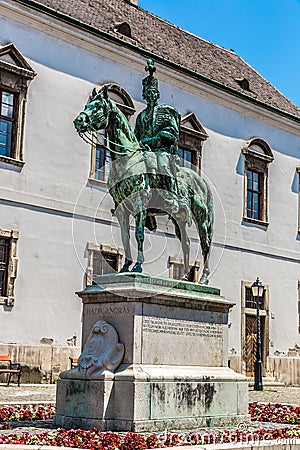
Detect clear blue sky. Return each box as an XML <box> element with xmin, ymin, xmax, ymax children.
<box><xmin>139</xmin><ymin>0</ymin><xmax>300</xmax><ymax>108</ymax></box>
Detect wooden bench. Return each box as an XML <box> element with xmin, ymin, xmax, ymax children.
<box><xmin>0</xmin><ymin>355</ymin><xmax>22</xmax><ymax>386</ymax></box>
<box><xmin>69</xmin><ymin>357</ymin><xmax>78</xmax><ymax>369</ymax></box>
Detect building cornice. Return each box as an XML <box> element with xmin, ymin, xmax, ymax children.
<box><xmin>2</xmin><ymin>0</ymin><xmax>300</xmax><ymax>135</ymax></box>
<box><xmin>4</xmin><ymin>0</ymin><xmax>300</xmax><ymax>128</ymax></box>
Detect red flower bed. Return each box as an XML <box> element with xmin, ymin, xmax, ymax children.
<box><xmin>0</xmin><ymin>427</ymin><xmax>300</xmax><ymax>448</ymax></box>
<box><xmin>0</xmin><ymin>404</ymin><xmax>55</xmax><ymax>422</ymax></box>
<box><xmin>0</xmin><ymin>404</ymin><xmax>56</xmax><ymax>431</ymax></box>
<box><xmin>1</xmin><ymin>403</ymin><xmax>300</xmax><ymax>447</ymax></box>
<box><xmin>249</xmin><ymin>402</ymin><xmax>300</xmax><ymax>424</ymax></box>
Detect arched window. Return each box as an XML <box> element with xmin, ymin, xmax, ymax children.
<box><xmin>90</xmin><ymin>84</ymin><xmax>135</xmax><ymax>183</ymax></box>
<box><xmin>242</xmin><ymin>137</ymin><xmax>274</xmax><ymax>225</ymax></box>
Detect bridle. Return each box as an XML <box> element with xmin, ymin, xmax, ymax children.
<box><xmin>77</xmin><ymin>106</ymin><xmax>140</xmax><ymax>156</ymax></box>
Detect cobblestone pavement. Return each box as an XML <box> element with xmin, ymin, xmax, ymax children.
<box><xmin>1</xmin><ymin>383</ymin><xmax>300</xmax><ymax>405</ymax></box>
<box><xmin>0</xmin><ymin>383</ymin><xmax>300</xmax><ymax>437</ymax></box>
<box><xmin>248</xmin><ymin>386</ymin><xmax>300</xmax><ymax>404</ymax></box>
<box><xmin>0</xmin><ymin>383</ymin><xmax>56</xmax><ymax>404</ymax></box>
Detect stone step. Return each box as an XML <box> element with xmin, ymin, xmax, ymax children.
<box><xmin>247</xmin><ymin>377</ymin><xmax>285</xmax><ymax>387</ymax></box>
<box><xmin>0</xmin><ymin>401</ymin><xmax>54</xmax><ymax>406</ymax></box>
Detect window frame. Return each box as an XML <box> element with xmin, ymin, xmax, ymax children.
<box><xmin>86</xmin><ymin>242</ymin><xmax>123</xmax><ymax>286</ymax></box>
<box><xmin>297</xmin><ymin>167</ymin><xmax>300</xmax><ymax>234</ymax></box>
<box><xmin>89</xmin><ymin>84</ymin><xmax>135</xmax><ymax>185</ymax></box>
<box><xmin>90</xmin><ymin>131</ymin><xmax>112</xmax><ymax>183</ymax></box>
<box><xmin>179</xmin><ymin>112</ymin><xmax>208</xmax><ymax>174</ymax></box>
<box><xmin>0</xmin><ymin>229</ymin><xmax>19</xmax><ymax>307</ymax></box>
<box><xmin>244</xmin><ymin>285</ymin><xmax>266</xmax><ymax>310</ymax></box>
<box><xmin>178</xmin><ymin>147</ymin><xmax>195</xmax><ymax>171</ymax></box>
<box><xmin>0</xmin><ymin>43</ymin><xmax>36</xmax><ymax>167</ymax></box>
<box><xmin>246</xmin><ymin>169</ymin><xmax>263</xmax><ymax>221</ymax></box>
<box><xmin>0</xmin><ymin>237</ymin><xmax>10</xmax><ymax>297</ymax></box>
<box><xmin>0</xmin><ymin>89</ymin><xmax>18</xmax><ymax>159</ymax></box>
<box><xmin>242</xmin><ymin>137</ymin><xmax>274</xmax><ymax>226</ymax></box>
<box><xmin>298</xmin><ymin>280</ymin><xmax>300</xmax><ymax>334</ymax></box>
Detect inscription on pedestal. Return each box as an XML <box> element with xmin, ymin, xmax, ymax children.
<box><xmin>142</xmin><ymin>314</ymin><xmax>224</xmax><ymax>366</ymax></box>
<box><xmin>143</xmin><ymin>316</ymin><xmax>222</xmax><ymax>338</ymax></box>
<box><xmin>83</xmin><ymin>305</ymin><xmax>131</xmax><ymax>317</ymax></box>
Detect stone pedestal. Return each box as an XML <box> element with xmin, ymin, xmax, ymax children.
<box><xmin>55</xmin><ymin>273</ymin><xmax>248</xmax><ymax>431</ymax></box>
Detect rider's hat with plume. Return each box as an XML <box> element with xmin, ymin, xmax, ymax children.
<box><xmin>142</xmin><ymin>59</ymin><xmax>159</xmax><ymax>94</ymax></box>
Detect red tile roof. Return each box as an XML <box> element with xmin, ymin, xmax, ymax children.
<box><xmin>14</xmin><ymin>0</ymin><xmax>300</xmax><ymax>120</ymax></box>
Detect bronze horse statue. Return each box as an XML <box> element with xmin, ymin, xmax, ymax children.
<box><xmin>74</xmin><ymin>88</ymin><xmax>213</xmax><ymax>284</ymax></box>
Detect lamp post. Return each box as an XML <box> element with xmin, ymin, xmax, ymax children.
<box><xmin>251</xmin><ymin>277</ymin><xmax>265</xmax><ymax>391</ymax></box>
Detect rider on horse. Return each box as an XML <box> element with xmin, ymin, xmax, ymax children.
<box><xmin>73</xmin><ymin>59</ymin><xmax>213</xmax><ymax>282</ymax></box>
<box><xmin>134</xmin><ymin>59</ymin><xmax>182</xmax><ymax>216</ymax></box>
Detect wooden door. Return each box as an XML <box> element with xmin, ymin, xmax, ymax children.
<box><xmin>245</xmin><ymin>314</ymin><xmax>265</xmax><ymax>376</ymax></box>
<box><xmin>245</xmin><ymin>315</ymin><xmax>256</xmax><ymax>376</ymax></box>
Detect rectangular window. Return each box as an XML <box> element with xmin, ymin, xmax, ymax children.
<box><xmin>173</xmin><ymin>262</ymin><xmax>184</xmax><ymax>280</ymax></box>
<box><xmin>298</xmin><ymin>281</ymin><xmax>300</xmax><ymax>333</ymax></box>
<box><xmin>247</xmin><ymin>169</ymin><xmax>262</xmax><ymax>220</ymax></box>
<box><xmin>0</xmin><ymin>44</ymin><xmax>36</xmax><ymax>166</ymax></box>
<box><xmin>178</xmin><ymin>148</ymin><xmax>193</xmax><ymax>169</ymax></box>
<box><xmin>95</xmin><ymin>145</ymin><xmax>112</xmax><ymax>182</ymax></box>
<box><xmin>0</xmin><ymin>91</ymin><xmax>15</xmax><ymax>158</ymax></box>
<box><xmin>93</xmin><ymin>251</ymin><xmax>117</xmax><ymax>277</ymax></box>
<box><xmin>297</xmin><ymin>168</ymin><xmax>300</xmax><ymax>234</ymax></box>
<box><xmin>86</xmin><ymin>243</ymin><xmax>122</xmax><ymax>286</ymax></box>
<box><xmin>169</xmin><ymin>256</ymin><xmax>200</xmax><ymax>282</ymax></box>
<box><xmin>0</xmin><ymin>237</ymin><xmax>10</xmax><ymax>297</ymax></box>
<box><xmin>91</xmin><ymin>130</ymin><xmax>112</xmax><ymax>183</ymax></box>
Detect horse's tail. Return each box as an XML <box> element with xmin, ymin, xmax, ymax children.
<box><xmin>204</xmin><ymin>178</ymin><xmax>214</xmax><ymax>249</ymax></box>
<box><xmin>183</xmin><ymin>168</ymin><xmax>213</xmax><ymax>252</ymax></box>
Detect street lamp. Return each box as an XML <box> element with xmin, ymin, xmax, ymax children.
<box><xmin>251</xmin><ymin>277</ymin><xmax>265</xmax><ymax>391</ymax></box>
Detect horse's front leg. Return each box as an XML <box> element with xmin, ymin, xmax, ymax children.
<box><xmin>131</xmin><ymin>208</ymin><xmax>147</xmax><ymax>273</ymax></box>
<box><xmin>115</xmin><ymin>206</ymin><xmax>133</xmax><ymax>273</ymax></box>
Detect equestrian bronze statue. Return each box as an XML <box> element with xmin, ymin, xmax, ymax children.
<box><xmin>74</xmin><ymin>60</ymin><xmax>214</xmax><ymax>284</ymax></box>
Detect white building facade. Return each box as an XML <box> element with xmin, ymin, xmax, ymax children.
<box><xmin>0</xmin><ymin>0</ymin><xmax>299</xmax><ymax>383</ymax></box>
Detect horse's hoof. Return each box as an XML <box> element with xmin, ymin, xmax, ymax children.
<box><xmin>199</xmin><ymin>277</ymin><xmax>209</xmax><ymax>285</ymax></box>
<box><xmin>131</xmin><ymin>263</ymin><xmax>143</xmax><ymax>273</ymax></box>
<box><xmin>119</xmin><ymin>267</ymin><xmax>130</xmax><ymax>273</ymax></box>
<box><xmin>119</xmin><ymin>259</ymin><xmax>133</xmax><ymax>273</ymax></box>
<box><xmin>181</xmin><ymin>275</ymin><xmax>190</xmax><ymax>282</ymax></box>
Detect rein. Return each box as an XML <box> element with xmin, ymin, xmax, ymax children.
<box><xmin>79</xmin><ymin>130</ymin><xmax>141</xmax><ymax>156</ymax></box>
<box><xmin>77</xmin><ymin>98</ymin><xmax>140</xmax><ymax>155</ymax></box>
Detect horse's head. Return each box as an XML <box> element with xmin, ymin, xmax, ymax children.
<box><xmin>74</xmin><ymin>87</ymin><xmax>111</xmax><ymax>134</ymax></box>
